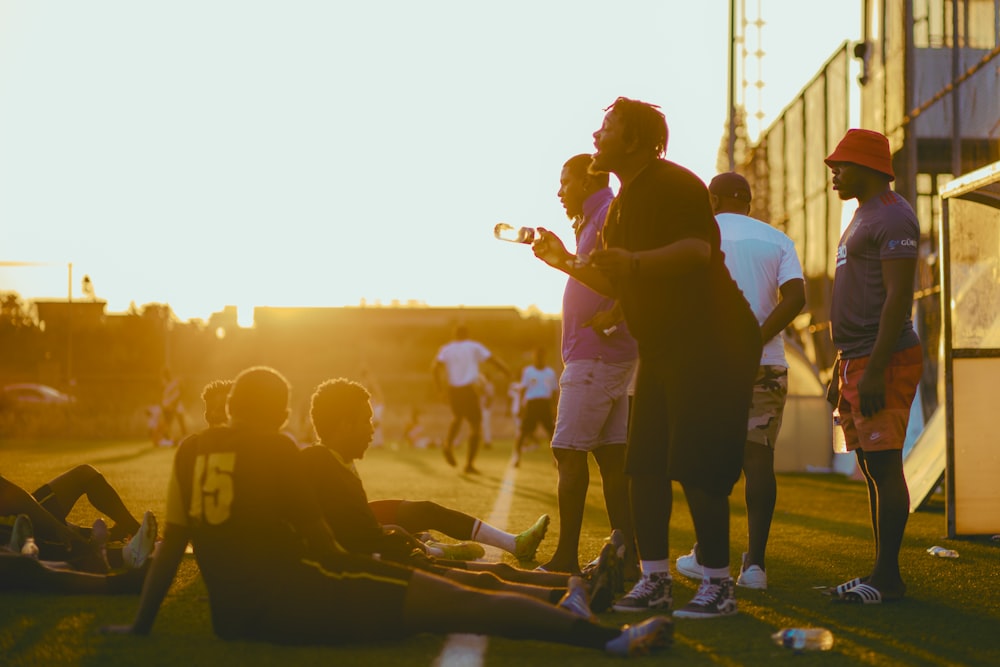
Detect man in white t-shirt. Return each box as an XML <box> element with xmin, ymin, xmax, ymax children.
<box><xmin>432</xmin><ymin>325</ymin><xmax>510</xmax><ymax>473</ymax></box>
<box><xmin>675</xmin><ymin>172</ymin><xmax>805</xmax><ymax>591</ymax></box>
<box><xmin>513</xmin><ymin>347</ymin><xmax>559</xmax><ymax>467</ymax></box>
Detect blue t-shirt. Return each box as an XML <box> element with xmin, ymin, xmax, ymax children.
<box><xmin>831</xmin><ymin>190</ymin><xmax>921</xmax><ymax>358</ymax></box>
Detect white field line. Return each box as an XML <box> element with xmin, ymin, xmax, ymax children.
<box><xmin>433</xmin><ymin>460</ymin><xmax>519</xmax><ymax>667</ymax></box>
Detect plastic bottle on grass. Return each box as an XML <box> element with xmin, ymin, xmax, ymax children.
<box><xmin>772</xmin><ymin>628</ymin><xmax>834</xmax><ymax>652</ymax></box>
<box><xmin>20</xmin><ymin>537</ymin><xmax>39</xmax><ymax>559</ymax></box>
<box><xmin>926</xmin><ymin>546</ymin><xmax>959</xmax><ymax>558</ymax></box>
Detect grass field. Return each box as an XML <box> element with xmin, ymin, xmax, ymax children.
<box><xmin>2</xmin><ymin>436</ymin><xmax>998</xmax><ymax>666</ymax></box>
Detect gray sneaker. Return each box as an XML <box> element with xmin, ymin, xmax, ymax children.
<box><xmin>604</xmin><ymin>616</ymin><xmax>673</xmax><ymax>657</ymax></box>
<box><xmin>612</xmin><ymin>571</ymin><xmax>672</xmax><ymax>612</ymax></box>
<box><xmin>674</xmin><ymin>577</ymin><xmax>738</xmax><ymax>619</ymax></box>
<box><xmin>557</xmin><ymin>576</ymin><xmax>595</xmax><ymax>620</ymax></box>
<box><xmin>122</xmin><ymin>511</ymin><xmax>157</xmax><ymax>569</ymax></box>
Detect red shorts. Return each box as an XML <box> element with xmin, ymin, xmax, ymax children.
<box><xmin>837</xmin><ymin>345</ymin><xmax>922</xmax><ymax>452</ymax></box>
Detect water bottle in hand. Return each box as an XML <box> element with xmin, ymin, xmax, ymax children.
<box><xmin>494</xmin><ymin>223</ymin><xmax>536</xmax><ymax>244</ymax></box>
<box><xmin>772</xmin><ymin>628</ymin><xmax>834</xmax><ymax>652</ymax></box>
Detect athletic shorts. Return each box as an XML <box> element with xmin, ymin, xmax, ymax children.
<box><xmin>551</xmin><ymin>358</ymin><xmax>634</xmax><ymax>452</ymax></box>
<box><xmin>746</xmin><ymin>365</ymin><xmax>788</xmax><ymax>449</ymax></box>
<box><xmin>836</xmin><ymin>344</ymin><xmax>922</xmax><ymax>453</ymax></box>
<box><xmin>213</xmin><ymin>552</ymin><xmax>414</xmax><ymax>645</ymax></box>
<box><xmin>519</xmin><ymin>398</ymin><xmax>554</xmax><ymax>438</ymax></box>
<box><xmin>626</xmin><ymin>343</ymin><xmax>758</xmax><ymax>497</ymax></box>
<box><xmin>447</xmin><ymin>385</ymin><xmax>482</xmax><ymax>425</ymax></box>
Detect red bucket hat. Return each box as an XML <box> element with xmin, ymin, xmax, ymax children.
<box><xmin>825</xmin><ymin>129</ymin><xmax>894</xmax><ymax>181</ymax></box>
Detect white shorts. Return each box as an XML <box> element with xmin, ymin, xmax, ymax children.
<box><xmin>551</xmin><ymin>358</ymin><xmax>635</xmax><ymax>452</ymax></box>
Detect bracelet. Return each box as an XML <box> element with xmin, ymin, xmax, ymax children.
<box><xmin>630</xmin><ymin>254</ymin><xmax>640</xmax><ymax>276</ymax></box>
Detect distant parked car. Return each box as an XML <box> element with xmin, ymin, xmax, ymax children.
<box><xmin>0</xmin><ymin>383</ymin><xmax>76</xmax><ymax>409</ymax></box>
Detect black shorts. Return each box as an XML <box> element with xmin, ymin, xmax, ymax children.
<box><xmin>520</xmin><ymin>398</ymin><xmax>554</xmax><ymax>437</ymax></box>
<box><xmin>626</xmin><ymin>342</ymin><xmax>758</xmax><ymax>497</ymax></box>
<box><xmin>447</xmin><ymin>385</ymin><xmax>482</xmax><ymax>425</ymax></box>
<box><xmin>213</xmin><ymin>552</ymin><xmax>414</xmax><ymax>646</ymax></box>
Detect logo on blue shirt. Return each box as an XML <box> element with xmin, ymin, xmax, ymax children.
<box><xmin>887</xmin><ymin>238</ymin><xmax>917</xmax><ymax>251</ymax></box>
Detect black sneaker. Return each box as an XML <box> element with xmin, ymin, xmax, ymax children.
<box><xmin>674</xmin><ymin>577</ymin><xmax>737</xmax><ymax>619</ymax></box>
<box><xmin>612</xmin><ymin>571</ymin><xmax>672</xmax><ymax>612</ymax></box>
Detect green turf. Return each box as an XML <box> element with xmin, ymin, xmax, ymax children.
<box><xmin>2</xmin><ymin>437</ymin><xmax>998</xmax><ymax>666</ymax></box>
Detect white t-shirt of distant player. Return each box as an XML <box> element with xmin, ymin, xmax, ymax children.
<box><xmin>521</xmin><ymin>365</ymin><xmax>558</xmax><ymax>401</ymax></box>
<box><xmin>717</xmin><ymin>212</ymin><xmax>804</xmax><ymax>367</ymax></box>
<box><xmin>436</xmin><ymin>340</ymin><xmax>491</xmax><ymax>387</ymax></box>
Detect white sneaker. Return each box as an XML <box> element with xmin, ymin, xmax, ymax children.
<box><xmin>122</xmin><ymin>511</ymin><xmax>157</xmax><ymax>569</ymax></box>
<box><xmin>736</xmin><ymin>553</ymin><xmax>767</xmax><ymax>590</ymax></box>
<box><xmin>675</xmin><ymin>544</ymin><xmax>704</xmax><ymax>580</ymax></box>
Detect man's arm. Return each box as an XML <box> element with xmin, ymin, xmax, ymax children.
<box><xmin>759</xmin><ymin>278</ymin><xmax>806</xmax><ymax>344</ymax></box>
<box><xmin>531</xmin><ymin>228</ymin><xmax>617</xmax><ymax>297</ymax></box>
<box><xmin>857</xmin><ymin>257</ymin><xmax>918</xmax><ymax>417</ymax></box>
<box><xmin>589</xmin><ymin>239</ymin><xmax>711</xmax><ymax>281</ymax></box>
<box><xmin>102</xmin><ymin>523</ymin><xmax>189</xmax><ymax>635</ymax></box>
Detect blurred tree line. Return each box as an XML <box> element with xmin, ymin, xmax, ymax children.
<box><xmin>0</xmin><ymin>292</ymin><xmax>561</xmax><ymax>440</ymax></box>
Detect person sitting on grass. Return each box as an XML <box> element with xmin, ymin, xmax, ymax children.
<box><xmin>202</xmin><ymin>377</ymin><xmax>549</xmax><ymax>563</ymax></box>
<box><xmin>103</xmin><ymin>365</ymin><xmax>671</xmax><ymax>657</ymax></box>
<box><xmin>302</xmin><ymin>377</ymin><xmax>617</xmax><ymax>608</ymax></box>
<box><xmin>0</xmin><ymin>467</ymin><xmax>157</xmax><ymax>572</ymax></box>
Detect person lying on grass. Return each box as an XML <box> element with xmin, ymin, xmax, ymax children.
<box><xmin>1</xmin><ymin>467</ymin><xmax>157</xmax><ymax>573</ymax></box>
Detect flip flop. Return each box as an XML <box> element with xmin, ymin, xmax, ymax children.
<box><xmin>835</xmin><ymin>582</ymin><xmax>883</xmax><ymax>604</ymax></box>
<box><xmin>822</xmin><ymin>576</ymin><xmax>865</xmax><ymax>598</ymax></box>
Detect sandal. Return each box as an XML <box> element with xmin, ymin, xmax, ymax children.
<box><xmin>822</xmin><ymin>576</ymin><xmax>865</xmax><ymax>598</ymax></box>
<box><xmin>835</xmin><ymin>582</ymin><xmax>884</xmax><ymax>604</ymax></box>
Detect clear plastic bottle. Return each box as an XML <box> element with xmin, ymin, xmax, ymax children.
<box><xmin>772</xmin><ymin>628</ymin><xmax>834</xmax><ymax>652</ymax></box>
<box><xmin>926</xmin><ymin>545</ymin><xmax>959</xmax><ymax>558</ymax></box>
<box><xmin>494</xmin><ymin>223</ymin><xmax>536</xmax><ymax>244</ymax></box>
<box><xmin>20</xmin><ymin>537</ymin><xmax>40</xmax><ymax>559</ymax></box>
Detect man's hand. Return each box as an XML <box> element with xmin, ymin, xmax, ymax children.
<box><xmin>857</xmin><ymin>367</ymin><xmax>886</xmax><ymax>418</ymax></box>
<box><xmin>531</xmin><ymin>228</ymin><xmax>573</xmax><ymax>268</ymax></box>
<box><xmin>583</xmin><ymin>309</ymin><xmax>620</xmax><ymax>337</ymax></box>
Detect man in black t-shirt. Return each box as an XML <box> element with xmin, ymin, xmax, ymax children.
<box><xmin>533</xmin><ymin>98</ymin><xmax>761</xmax><ymax>620</ymax></box>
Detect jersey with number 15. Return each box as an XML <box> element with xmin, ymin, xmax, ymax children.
<box><xmin>165</xmin><ymin>426</ymin><xmax>322</xmax><ymax>608</ymax></box>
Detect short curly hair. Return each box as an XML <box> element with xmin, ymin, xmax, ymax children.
<box><xmin>310</xmin><ymin>378</ymin><xmax>371</xmax><ymax>443</ymax></box>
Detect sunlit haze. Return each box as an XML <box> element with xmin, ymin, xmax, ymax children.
<box><xmin>0</xmin><ymin>1</ymin><xmax>859</xmax><ymax>322</ymax></box>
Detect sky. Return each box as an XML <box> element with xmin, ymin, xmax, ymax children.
<box><xmin>0</xmin><ymin>1</ymin><xmax>860</xmax><ymax>324</ymax></box>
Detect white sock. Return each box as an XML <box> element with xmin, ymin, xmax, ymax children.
<box><xmin>703</xmin><ymin>566</ymin><xmax>731</xmax><ymax>580</ymax></box>
<box><xmin>640</xmin><ymin>559</ymin><xmax>671</xmax><ymax>576</ymax></box>
<box><xmin>470</xmin><ymin>520</ymin><xmax>516</xmax><ymax>553</ymax></box>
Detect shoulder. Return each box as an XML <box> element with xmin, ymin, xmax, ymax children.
<box><xmin>865</xmin><ymin>192</ymin><xmax>919</xmax><ymax>235</ymax></box>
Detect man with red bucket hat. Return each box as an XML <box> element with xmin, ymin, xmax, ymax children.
<box><xmin>823</xmin><ymin>129</ymin><xmax>922</xmax><ymax>604</ymax></box>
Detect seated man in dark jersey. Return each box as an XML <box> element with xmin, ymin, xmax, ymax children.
<box><xmin>105</xmin><ymin>366</ymin><xmax>670</xmax><ymax>657</ymax></box>
<box><xmin>203</xmin><ymin>376</ymin><xmax>548</xmax><ymax>562</ymax></box>
<box><xmin>302</xmin><ymin>377</ymin><xmax>617</xmax><ymax>608</ymax></box>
